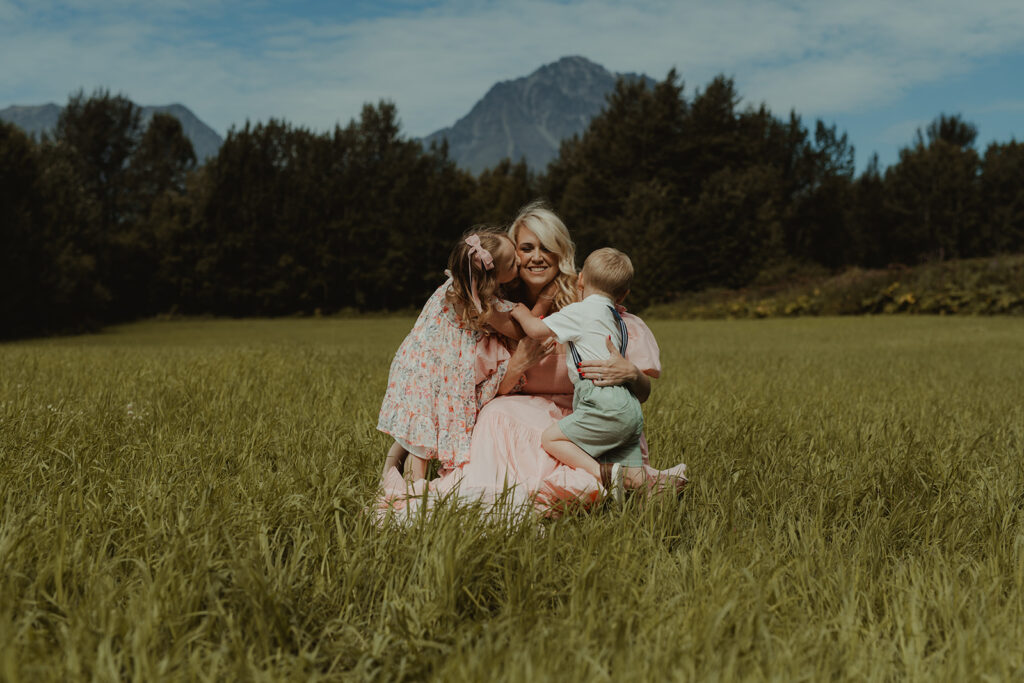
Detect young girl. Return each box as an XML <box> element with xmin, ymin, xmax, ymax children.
<box><xmin>378</xmin><ymin>227</ymin><xmax>523</xmax><ymax>481</ymax></box>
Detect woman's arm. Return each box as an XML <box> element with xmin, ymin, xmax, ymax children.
<box><xmin>627</xmin><ymin>366</ymin><xmax>652</xmax><ymax>403</ymax></box>
<box><xmin>577</xmin><ymin>336</ymin><xmax>653</xmax><ymax>403</ymax></box>
<box><xmin>497</xmin><ymin>336</ymin><xmax>556</xmax><ymax>394</ymax></box>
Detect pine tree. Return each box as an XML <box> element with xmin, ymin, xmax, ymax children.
<box><xmin>979</xmin><ymin>140</ymin><xmax>1024</xmax><ymax>254</ymax></box>
<box><xmin>884</xmin><ymin>114</ymin><xmax>981</xmax><ymax>261</ymax></box>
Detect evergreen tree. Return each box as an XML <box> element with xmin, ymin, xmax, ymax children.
<box><xmin>850</xmin><ymin>154</ymin><xmax>894</xmax><ymax>268</ymax></box>
<box><xmin>192</xmin><ymin>119</ymin><xmax>311</xmax><ymax>313</ymax></box>
<box><xmin>0</xmin><ymin>121</ymin><xmax>108</xmax><ymax>337</ymax></box>
<box><xmin>464</xmin><ymin>158</ymin><xmax>536</xmax><ymax>225</ymax></box>
<box><xmin>114</xmin><ymin>113</ymin><xmax>198</xmax><ymax>316</ymax></box>
<box><xmin>12</xmin><ymin>80</ymin><xmax>1024</xmax><ymax>333</ymax></box>
<box><xmin>979</xmin><ymin>140</ymin><xmax>1024</xmax><ymax>254</ymax></box>
<box><xmin>0</xmin><ymin>123</ymin><xmax>48</xmax><ymax>337</ymax></box>
<box><xmin>130</xmin><ymin>113</ymin><xmax>196</xmax><ymax>201</ymax></box>
<box><xmin>543</xmin><ymin>71</ymin><xmax>689</xmax><ymax>261</ymax></box>
<box><xmin>541</xmin><ymin>71</ymin><xmax>847</xmax><ymax>299</ymax></box>
<box><xmin>884</xmin><ymin>114</ymin><xmax>981</xmax><ymax>262</ymax></box>
<box><xmin>688</xmin><ymin>164</ymin><xmax>785</xmax><ymax>287</ymax></box>
<box><xmin>189</xmin><ymin>101</ymin><xmax>473</xmax><ymax>315</ymax></box>
<box><xmin>53</xmin><ymin>89</ymin><xmax>145</xmax><ymax>319</ymax></box>
<box><xmin>787</xmin><ymin>121</ymin><xmax>857</xmax><ymax>267</ymax></box>
<box><xmin>55</xmin><ymin>89</ymin><xmax>141</xmax><ymax>235</ymax></box>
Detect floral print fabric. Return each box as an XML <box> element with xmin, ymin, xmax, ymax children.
<box><xmin>377</xmin><ymin>279</ymin><xmax>513</xmax><ymax>470</ymax></box>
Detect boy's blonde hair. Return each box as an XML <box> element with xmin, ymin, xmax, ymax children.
<box><xmin>582</xmin><ymin>248</ymin><xmax>633</xmax><ymax>299</ymax></box>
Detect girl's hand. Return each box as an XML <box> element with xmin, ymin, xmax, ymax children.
<box><xmin>578</xmin><ymin>336</ymin><xmax>652</xmax><ymax>402</ymax></box>
<box><xmin>498</xmin><ymin>335</ymin><xmax>556</xmax><ymax>395</ymax></box>
<box><xmin>513</xmin><ymin>335</ymin><xmax>556</xmax><ymax>369</ymax></box>
<box><xmin>487</xmin><ymin>308</ymin><xmax>523</xmax><ymax>340</ymax></box>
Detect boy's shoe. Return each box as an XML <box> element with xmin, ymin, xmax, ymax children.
<box><xmin>600</xmin><ymin>462</ymin><xmax>624</xmax><ymax>505</ymax></box>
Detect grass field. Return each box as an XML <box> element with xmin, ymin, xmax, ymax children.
<box><xmin>2</xmin><ymin>316</ymin><xmax>1023</xmax><ymax>681</ymax></box>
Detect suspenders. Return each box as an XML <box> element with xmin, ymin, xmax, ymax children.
<box><xmin>568</xmin><ymin>306</ymin><xmax>629</xmax><ymax>369</ymax></box>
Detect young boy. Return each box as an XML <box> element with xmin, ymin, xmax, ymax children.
<box><xmin>510</xmin><ymin>247</ymin><xmax>643</xmax><ymax>502</ymax></box>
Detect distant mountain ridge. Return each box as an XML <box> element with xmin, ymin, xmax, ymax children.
<box><xmin>423</xmin><ymin>56</ymin><xmax>655</xmax><ymax>174</ymax></box>
<box><xmin>0</xmin><ymin>102</ymin><xmax>223</xmax><ymax>161</ymax></box>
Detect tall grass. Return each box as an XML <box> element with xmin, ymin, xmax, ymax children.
<box><xmin>1</xmin><ymin>317</ymin><xmax>1023</xmax><ymax>681</ymax></box>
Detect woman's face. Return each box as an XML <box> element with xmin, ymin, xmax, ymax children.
<box><xmin>515</xmin><ymin>225</ymin><xmax>558</xmax><ymax>290</ymax></box>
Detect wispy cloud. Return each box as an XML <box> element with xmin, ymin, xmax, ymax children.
<box><xmin>3</xmin><ymin>0</ymin><xmax>1024</xmax><ymax>140</ymax></box>
<box><xmin>974</xmin><ymin>99</ymin><xmax>1024</xmax><ymax>115</ymax></box>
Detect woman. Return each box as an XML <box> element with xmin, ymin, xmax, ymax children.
<box><xmin>378</xmin><ymin>202</ymin><xmax>687</xmax><ymax>517</ymax></box>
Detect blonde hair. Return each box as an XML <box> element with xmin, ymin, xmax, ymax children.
<box><xmin>506</xmin><ymin>200</ymin><xmax>577</xmax><ymax>311</ymax></box>
<box><xmin>446</xmin><ymin>226</ymin><xmax>512</xmax><ymax>333</ymax></box>
<box><xmin>582</xmin><ymin>248</ymin><xmax>633</xmax><ymax>299</ymax></box>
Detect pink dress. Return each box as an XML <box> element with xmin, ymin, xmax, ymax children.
<box><xmin>378</xmin><ymin>312</ymin><xmax>688</xmax><ymax>519</ymax></box>
<box><xmin>377</xmin><ymin>278</ymin><xmax>514</xmax><ymax>470</ymax></box>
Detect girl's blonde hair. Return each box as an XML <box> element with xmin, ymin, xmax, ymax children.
<box><xmin>506</xmin><ymin>200</ymin><xmax>577</xmax><ymax>311</ymax></box>
<box><xmin>446</xmin><ymin>225</ymin><xmax>512</xmax><ymax>333</ymax></box>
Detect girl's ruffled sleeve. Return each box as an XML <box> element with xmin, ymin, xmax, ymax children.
<box><xmin>474</xmin><ymin>335</ymin><xmax>511</xmax><ymax>409</ymax></box>
<box><xmin>491</xmin><ymin>297</ymin><xmax>516</xmax><ymax>312</ymax></box>
<box><xmin>620</xmin><ymin>311</ymin><xmax>661</xmax><ymax>379</ymax></box>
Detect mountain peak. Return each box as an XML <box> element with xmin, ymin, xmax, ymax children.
<box><xmin>424</xmin><ymin>56</ymin><xmax>653</xmax><ymax>174</ymax></box>
<box><xmin>535</xmin><ymin>55</ymin><xmax>607</xmax><ymax>77</ymax></box>
<box><xmin>0</xmin><ymin>101</ymin><xmax>223</xmax><ymax>161</ymax></box>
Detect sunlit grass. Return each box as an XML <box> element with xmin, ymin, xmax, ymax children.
<box><xmin>2</xmin><ymin>316</ymin><xmax>1023</xmax><ymax>680</ymax></box>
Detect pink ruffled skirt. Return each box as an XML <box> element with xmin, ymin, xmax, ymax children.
<box><xmin>377</xmin><ymin>393</ymin><xmax>688</xmax><ymax>521</ymax></box>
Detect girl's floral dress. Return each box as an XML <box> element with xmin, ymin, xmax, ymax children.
<box><xmin>377</xmin><ymin>278</ymin><xmax>513</xmax><ymax>470</ymax></box>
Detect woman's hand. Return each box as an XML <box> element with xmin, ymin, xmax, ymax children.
<box><xmin>578</xmin><ymin>336</ymin><xmax>652</xmax><ymax>402</ymax></box>
<box><xmin>497</xmin><ymin>336</ymin><xmax>556</xmax><ymax>394</ymax></box>
<box><xmin>530</xmin><ymin>280</ymin><xmax>560</xmax><ymax>317</ymax></box>
<box><xmin>538</xmin><ymin>280</ymin><xmax>559</xmax><ymax>301</ymax></box>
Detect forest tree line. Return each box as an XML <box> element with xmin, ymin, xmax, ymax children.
<box><xmin>2</xmin><ymin>75</ymin><xmax>1023</xmax><ymax>338</ymax></box>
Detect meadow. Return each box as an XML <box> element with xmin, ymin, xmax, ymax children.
<box><xmin>1</xmin><ymin>316</ymin><xmax>1023</xmax><ymax>681</ymax></box>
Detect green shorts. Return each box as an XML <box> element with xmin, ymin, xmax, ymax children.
<box><xmin>557</xmin><ymin>381</ymin><xmax>644</xmax><ymax>468</ymax></box>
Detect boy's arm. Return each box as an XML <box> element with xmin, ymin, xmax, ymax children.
<box><xmin>510</xmin><ymin>303</ymin><xmax>554</xmax><ymax>340</ymax></box>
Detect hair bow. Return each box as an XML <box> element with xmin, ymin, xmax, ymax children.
<box><xmin>465</xmin><ymin>234</ymin><xmax>494</xmax><ymax>313</ymax></box>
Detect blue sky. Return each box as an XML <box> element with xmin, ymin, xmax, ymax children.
<box><xmin>4</xmin><ymin>0</ymin><xmax>1023</xmax><ymax>172</ymax></box>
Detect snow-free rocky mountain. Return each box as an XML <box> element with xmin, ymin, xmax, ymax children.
<box><xmin>3</xmin><ymin>57</ymin><xmax>648</xmax><ymax>171</ymax></box>
<box><xmin>0</xmin><ymin>102</ymin><xmax>223</xmax><ymax>161</ymax></box>
<box><xmin>423</xmin><ymin>56</ymin><xmax>655</xmax><ymax>175</ymax></box>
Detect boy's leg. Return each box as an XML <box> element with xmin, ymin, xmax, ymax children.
<box><xmin>382</xmin><ymin>441</ymin><xmax>407</xmax><ymax>477</ymax></box>
<box><xmin>542</xmin><ymin>423</ymin><xmax>601</xmax><ymax>480</ymax></box>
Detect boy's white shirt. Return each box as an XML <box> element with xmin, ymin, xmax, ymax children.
<box><xmin>541</xmin><ymin>293</ymin><xmax>622</xmax><ymax>384</ymax></box>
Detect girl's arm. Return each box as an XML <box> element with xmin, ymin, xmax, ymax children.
<box><xmin>483</xmin><ymin>308</ymin><xmax>524</xmax><ymax>339</ymax></box>
<box><xmin>510</xmin><ymin>303</ymin><xmax>554</xmax><ymax>341</ymax></box>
